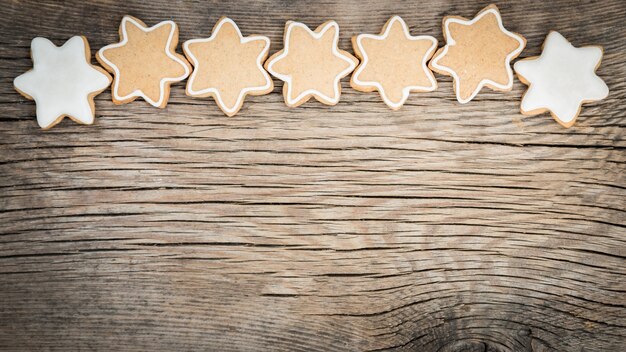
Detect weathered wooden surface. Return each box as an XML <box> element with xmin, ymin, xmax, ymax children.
<box><xmin>1</xmin><ymin>0</ymin><xmax>625</xmax><ymax>351</ymax></box>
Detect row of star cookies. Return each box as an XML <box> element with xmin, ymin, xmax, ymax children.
<box><xmin>14</xmin><ymin>4</ymin><xmax>608</xmax><ymax>130</ymax></box>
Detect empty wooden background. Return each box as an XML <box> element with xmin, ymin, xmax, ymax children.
<box><xmin>1</xmin><ymin>0</ymin><xmax>625</xmax><ymax>351</ymax></box>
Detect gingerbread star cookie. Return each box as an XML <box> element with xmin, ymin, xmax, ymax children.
<box><xmin>97</xmin><ymin>16</ymin><xmax>191</xmax><ymax>108</ymax></box>
<box><xmin>514</xmin><ymin>31</ymin><xmax>609</xmax><ymax>128</ymax></box>
<box><xmin>429</xmin><ymin>4</ymin><xmax>526</xmax><ymax>104</ymax></box>
<box><xmin>13</xmin><ymin>36</ymin><xmax>112</xmax><ymax>129</ymax></box>
<box><xmin>265</xmin><ymin>21</ymin><xmax>358</xmax><ymax>107</ymax></box>
<box><xmin>351</xmin><ymin>16</ymin><xmax>438</xmax><ymax>110</ymax></box>
<box><xmin>183</xmin><ymin>17</ymin><xmax>273</xmax><ymax>116</ymax></box>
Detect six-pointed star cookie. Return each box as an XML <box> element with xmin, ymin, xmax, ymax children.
<box><xmin>97</xmin><ymin>15</ymin><xmax>191</xmax><ymax>108</ymax></box>
<box><xmin>183</xmin><ymin>17</ymin><xmax>273</xmax><ymax>116</ymax></box>
<box><xmin>265</xmin><ymin>21</ymin><xmax>358</xmax><ymax>107</ymax></box>
<box><xmin>13</xmin><ymin>36</ymin><xmax>112</xmax><ymax>129</ymax></box>
<box><xmin>351</xmin><ymin>16</ymin><xmax>438</xmax><ymax>110</ymax></box>
<box><xmin>429</xmin><ymin>4</ymin><xmax>526</xmax><ymax>104</ymax></box>
<box><xmin>514</xmin><ymin>31</ymin><xmax>608</xmax><ymax>128</ymax></box>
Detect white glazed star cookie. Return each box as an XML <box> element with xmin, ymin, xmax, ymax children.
<box><xmin>351</xmin><ymin>16</ymin><xmax>438</xmax><ymax>110</ymax></box>
<box><xmin>13</xmin><ymin>36</ymin><xmax>112</xmax><ymax>129</ymax></box>
<box><xmin>265</xmin><ymin>21</ymin><xmax>358</xmax><ymax>107</ymax></box>
<box><xmin>514</xmin><ymin>31</ymin><xmax>609</xmax><ymax>128</ymax></box>
<box><xmin>183</xmin><ymin>17</ymin><xmax>273</xmax><ymax>116</ymax></box>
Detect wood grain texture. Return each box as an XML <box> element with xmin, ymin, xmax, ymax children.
<box><xmin>1</xmin><ymin>0</ymin><xmax>625</xmax><ymax>351</ymax></box>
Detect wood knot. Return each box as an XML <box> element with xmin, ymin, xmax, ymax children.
<box><xmin>438</xmin><ymin>339</ymin><xmax>521</xmax><ymax>352</ymax></box>
<box><xmin>438</xmin><ymin>340</ymin><xmax>487</xmax><ymax>352</ymax></box>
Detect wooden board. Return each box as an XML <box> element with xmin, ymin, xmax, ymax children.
<box><xmin>1</xmin><ymin>0</ymin><xmax>625</xmax><ymax>351</ymax></box>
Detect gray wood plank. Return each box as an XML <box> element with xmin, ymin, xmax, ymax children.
<box><xmin>1</xmin><ymin>0</ymin><xmax>624</xmax><ymax>351</ymax></box>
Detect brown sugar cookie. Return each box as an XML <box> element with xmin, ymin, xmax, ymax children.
<box><xmin>429</xmin><ymin>4</ymin><xmax>526</xmax><ymax>104</ymax></box>
<box><xmin>97</xmin><ymin>15</ymin><xmax>191</xmax><ymax>108</ymax></box>
<box><xmin>265</xmin><ymin>20</ymin><xmax>358</xmax><ymax>107</ymax></box>
<box><xmin>351</xmin><ymin>16</ymin><xmax>438</xmax><ymax>110</ymax></box>
<box><xmin>183</xmin><ymin>17</ymin><xmax>273</xmax><ymax>116</ymax></box>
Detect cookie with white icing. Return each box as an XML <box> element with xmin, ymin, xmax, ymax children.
<box><xmin>13</xmin><ymin>36</ymin><xmax>112</xmax><ymax>129</ymax></box>
<box><xmin>265</xmin><ymin>21</ymin><xmax>358</xmax><ymax>107</ymax></box>
<box><xmin>183</xmin><ymin>17</ymin><xmax>273</xmax><ymax>116</ymax></box>
<box><xmin>514</xmin><ymin>31</ymin><xmax>609</xmax><ymax>128</ymax></box>
<box><xmin>429</xmin><ymin>4</ymin><xmax>526</xmax><ymax>104</ymax></box>
<box><xmin>97</xmin><ymin>15</ymin><xmax>191</xmax><ymax>108</ymax></box>
<box><xmin>351</xmin><ymin>16</ymin><xmax>438</xmax><ymax>110</ymax></box>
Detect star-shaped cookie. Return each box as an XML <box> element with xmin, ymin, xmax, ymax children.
<box><xmin>429</xmin><ymin>4</ymin><xmax>526</xmax><ymax>104</ymax></box>
<box><xmin>97</xmin><ymin>15</ymin><xmax>191</xmax><ymax>108</ymax></box>
<box><xmin>183</xmin><ymin>17</ymin><xmax>273</xmax><ymax>116</ymax></box>
<box><xmin>351</xmin><ymin>16</ymin><xmax>438</xmax><ymax>110</ymax></box>
<box><xmin>514</xmin><ymin>31</ymin><xmax>608</xmax><ymax>128</ymax></box>
<box><xmin>265</xmin><ymin>21</ymin><xmax>358</xmax><ymax>107</ymax></box>
<box><xmin>13</xmin><ymin>36</ymin><xmax>112</xmax><ymax>129</ymax></box>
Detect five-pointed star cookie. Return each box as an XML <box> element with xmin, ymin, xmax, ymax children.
<box><xmin>351</xmin><ymin>16</ymin><xmax>438</xmax><ymax>110</ymax></box>
<box><xmin>265</xmin><ymin>21</ymin><xmax>358</xmax><ymax>107</ymax></box>
<box><xmin>97</xmin><ymin>15</ymin><xmax>191</xmax><ymax>108</ymax></box>
<box><xmin>514</xmin><ymin>31</ymin><xmax>608</xmax><ymax>128</ymax></box>
<box><xmin>183</xmin><ymin>17</ymin><xmax>273</xmax><ymax>116</ymax></box>
<box><xmin>13</xmin><ymin>36</ymin><xmax>112</xmax><ymax>129</ymax></box>
<box><xmin>429</xmin><ymin>4</ymin><xmax>526</xmax><ymax>104</ymax></box>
